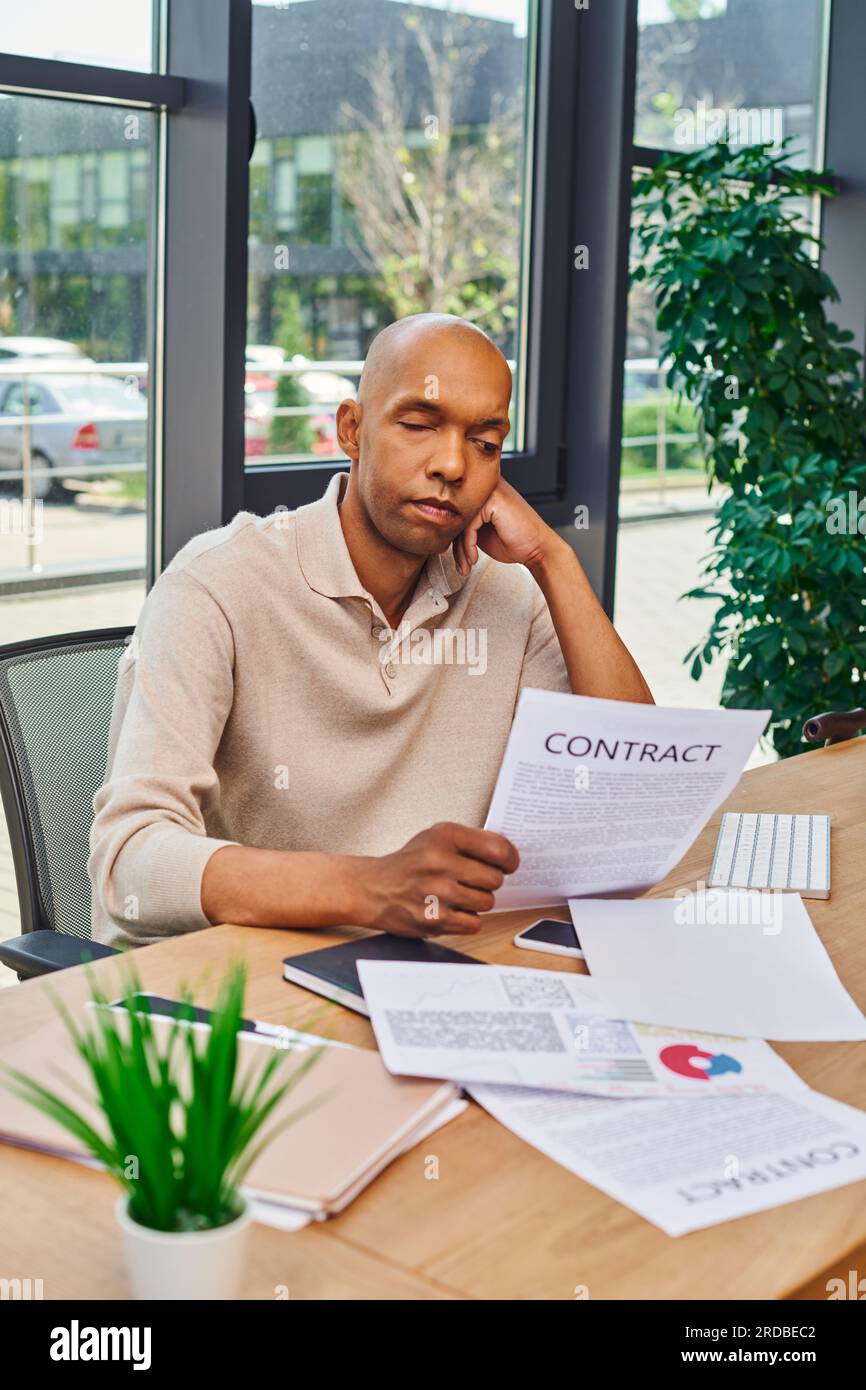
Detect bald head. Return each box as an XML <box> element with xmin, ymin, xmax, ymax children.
<box><xmin>359</xmin><ymin>313</ymin><xmax>511</xmax><ymax>407</ymax></box>
<box><xmin>335</xmin><ymin>310</ymin><xmax>513</xmax><ymax>563</ymax></box>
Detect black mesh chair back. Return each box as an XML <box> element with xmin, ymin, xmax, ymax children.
<box><xmin>0</xmin><ymin>628</ymin><xmax>132</xmax><ymax>942</ymax></box>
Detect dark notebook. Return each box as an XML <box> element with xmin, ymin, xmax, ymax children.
<box><xmin>283</xmin><ymin>934</ymin><xmax>482</xmax><ymax>1016</ymax></box>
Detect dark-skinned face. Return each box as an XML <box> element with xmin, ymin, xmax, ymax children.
<box><xmin>336</xmin><ymin>327</ymin><xmax>513</xmax><ymax>556</ymax></box>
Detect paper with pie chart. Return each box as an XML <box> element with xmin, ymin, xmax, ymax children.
<box><xmin>356</xmin><ymin>960</ymin><xmax>803</xmax><ymax>1098</ymax></box>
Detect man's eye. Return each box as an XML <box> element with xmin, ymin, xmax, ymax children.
<box><xmin>474</xmin><ymin>439</ymin><xmax>500</xmax><ymax>455</ymax></box>
<box><xmin>399</xmin><ymin>421</ymin><xmax>430</xmax><ymax>431</ymax></box>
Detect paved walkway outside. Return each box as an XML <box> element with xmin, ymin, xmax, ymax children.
<box><xmin>0</xmin><ymin>497</ymin><xmax>145</xmax><ymax>581</ymax></box>
<box><xmin>615</xmin><ymin>512</ymin><xmax>724</xmax><ymax>709</ymax></box>
<box><xmin>0</xmin><ymin>506</ymin><xmax>771</xmax><ymax>986</ymax></box>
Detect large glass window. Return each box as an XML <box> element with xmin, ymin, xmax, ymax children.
<box><xmin>635</xmin><ymin>0</ymin><xmax>829</xmax><ymax>167</ymax></box>
<box><xmin>246</xmin><ymin>0</ymin><xmax>535</xmax><ymax>467</ymax></box>
<box><xmin>0</xmin><ymin>82</ymin><xmax>157</xmax><ymax>975</ymax></box>
<box><xmin>0</xmin><ymin>94</ymin><xmax>154</xmax><ymax>641</ymax></box>
<box><xmin>617</xmin><ymin>0</ymin><xmax>831</xmax><ymax>720</ymax></box>
<box><xmin>0</xmin><ymin>0</ymin><xmax>155</xmax><ymax>72</ymax></box>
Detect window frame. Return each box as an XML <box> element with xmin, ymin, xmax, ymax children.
<box><xmin>238</xmin><ymin>0</ymin><xmax>640</xmax><ymax>610</ymax></box>
<box><xmin>3</xmin><ymin>0</ymin><xmax>856</xmax><ymax>614</ymax></box>
<box><xmin>0</xmin><ymin>0</ymin><xmax>636</xmax><ymax>603</ymax></box>
<box><xmin>239</xmin><ymin>0</ymin><xmax>572</xmax><ymax>520</ymax></box>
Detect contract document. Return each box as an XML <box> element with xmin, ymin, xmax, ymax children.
<box><xmin>357</xmin><ymin>960</ymin><xmax>803</xmax><ymax>1099</ymax></box>
<box><xmin>468</xmin><ymin>1081</ymin><xmax>866</xmax><ymax>1236</ymax></box>
<box><xmin>484</xmin><ymin>689</ymin><xmax>769</xmax><ymax>909</ymax></box>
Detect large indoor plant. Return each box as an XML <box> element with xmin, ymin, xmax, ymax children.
<box><xmin>2</xmin><ymin>962</ymin><xmax>322</xmax><ymax>1300</ymax></box>
<box><xmin>632</xmin><ymin>139</ymin><xmax>866</xmax><ymax>757</ymax></box>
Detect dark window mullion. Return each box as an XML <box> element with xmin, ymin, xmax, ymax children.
<box><xmin>158</xmin><ymin>0</ymin><xmax>251</xmax><ymax>571</ymax></box>
<box><xmin>0</xmin><ymin>52</ymin><xmax>183</xmax><ymax>111</ymax></box>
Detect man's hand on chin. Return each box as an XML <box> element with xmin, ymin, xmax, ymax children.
<box><xmin>452</xmin><ymin>476</ymin><xmax>655</xmax><ymax>705</ymax></box>
<box><xmin>453</xmin><ymin>475</ymin><xmax>565</xmax><ymax>577</ymax></box>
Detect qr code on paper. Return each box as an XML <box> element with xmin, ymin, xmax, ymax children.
<box><xmin>500</xmin><ymin>973</ymin><xmax>574</xmax><ymax>1009</ymax></box>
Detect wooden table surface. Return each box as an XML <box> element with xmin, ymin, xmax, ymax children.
<box><xmin>2</xmin><ymin>738</ymin><xmax>866</xmax><ymax>1300</ymax></box>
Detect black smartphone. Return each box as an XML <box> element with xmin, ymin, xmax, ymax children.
<box><xmin>513</xmin><ymin>918</ymin><xmax>584</xmax><ymax>960</ymax></box>
<box><xmin>101</xmin><ymin>993</ymin><xmax>295</xmax><ymax>1045</ymax></box>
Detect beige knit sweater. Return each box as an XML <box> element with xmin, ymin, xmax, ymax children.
<box><xmin>88</xmin><ymin>472</ymin><xmax>570</xmax><ymax>947</ymax></box>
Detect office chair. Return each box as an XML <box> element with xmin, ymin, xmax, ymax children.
<box><xmin>0</xmin><ymin>627</ymin><xmax>132</xmax><ymax>979</ymax></box>
<box><xmin>803</xmin><ymin>708</ymin><xmax>866</xmax><ymax>747</ymax></box>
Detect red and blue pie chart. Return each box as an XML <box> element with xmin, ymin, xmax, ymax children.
<box><xmin>659</xmin><ymin>1043</ymin><xmax>743</xmax><ymax>1080</ymax></box>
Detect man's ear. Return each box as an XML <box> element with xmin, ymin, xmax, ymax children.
<box><xmin>336</xmin><ymin>398</ymin><xmax>361</xmax><ymax>461</ymax></box>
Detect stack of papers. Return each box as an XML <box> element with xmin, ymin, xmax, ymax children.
<box><xmin>408</xmin><ymin>686</ymin><xmax>866</xmax><ymax>1233</ymax></box>
<box><xmin>355</xmin><ymin>961</ymin><xmax>804</xmax><ymax>1097</ymax></box>
<box><xmin>358</xmin><ymin>903</ymin><xmax>866</xmax><ymax>1236</ymax></box>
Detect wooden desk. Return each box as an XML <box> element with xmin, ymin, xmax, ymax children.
<box><xmin>2</xmin><ymin>738</ymin><xmax>866</xmax><ymax>1300</ymax></box>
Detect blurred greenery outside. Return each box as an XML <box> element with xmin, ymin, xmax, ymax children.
<box><xmin>621</xmin><ymin>396</ymin><xmax>703</xmax><ymax>477</ymax></box>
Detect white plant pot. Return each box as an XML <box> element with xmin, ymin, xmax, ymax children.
<box><xmin>116</xmin><ymin>1194</ymin><xmax>252</xmax><ymax>1301</ymax></box>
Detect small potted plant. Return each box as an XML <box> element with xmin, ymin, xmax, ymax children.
<box><xmin>3</xmin><ymin>961</ymin><xmax>323</xmax><ymax>1300</ymax></box>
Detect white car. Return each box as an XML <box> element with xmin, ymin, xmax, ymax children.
<box><xmin>0</xmin><ymin>337</ymin><xmax>92</xmax><ymax>362</ymax></box>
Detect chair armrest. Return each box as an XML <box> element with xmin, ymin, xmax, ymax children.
<box><xmin>802</xmin><ymin>709</ymin><xmax>866</xmax><ymax>745</ymax></box>
<box><xmin>0</xmin><ymin>931</ymin><xmax>118</xmax><ymax>980</ymax></box>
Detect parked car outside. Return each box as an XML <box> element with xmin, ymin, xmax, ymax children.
<box><xmin>0</xmin><ymin>372</ymin><xmax>147</xmax><ymax>499</ymax></box>
<box><xmin>0</xmin><ymin>336</ymin><xmax>92</xmax><ymax>362</ymax></box>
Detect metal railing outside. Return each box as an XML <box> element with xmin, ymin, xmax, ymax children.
<box><xmin>0</xmin><ymin>358</ymin><xmax>148</xmax><ymax>580</ymax></box>
<box><xmin>621</xmin><ymin>357</ymin><xmax>701</xmax><ymax>503</ymax></box>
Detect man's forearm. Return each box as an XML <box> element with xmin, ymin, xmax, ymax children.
<box><xmin>528</xmin><ymin>536</ymin><xmax>654</xmax><ymax>704</ymax></box>
<box><xmin>201</xmin><ymin>843</ymin><xmax>369</xmax><ymax>928</ymax></box>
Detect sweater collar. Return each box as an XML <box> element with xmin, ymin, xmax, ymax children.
<box><xmin>295</xmin><ymin>470</ymin><xmax>468</xmax><ymax>604</ymax></box>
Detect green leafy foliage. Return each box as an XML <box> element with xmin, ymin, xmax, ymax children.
<box><xmin>632</xmin><ymin>140</ymin><xmax>866</xmax><ymax>757</ymax></box>
<box><xmin>2</xmin><ymin>962</ymin><xmax>325</xmax><ymax>1233</ymax></box>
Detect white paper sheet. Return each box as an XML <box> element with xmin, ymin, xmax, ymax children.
<box><xmin>483</xmin><ymin>688</ymin><xmax>769</xmax><ymax>909</ymax></box>
<box><xmin>357</xmin><ymin>960</ymin><xmax>804</xmax><ymax>1097</ymax></box>
<box><xmin>247</xmin><ymin>1199</ymin><xmax>314</xmax><ymax>1231</ymax></box>
<box><xmin>570</xmin><ymin>892</ymin><xmax>866</xmax><ymax>1041</ymax></box>
<box><xmin>468</xmin><ymin>1081</ymin><xmax>866</xmax><ymax>1236</ymax></box>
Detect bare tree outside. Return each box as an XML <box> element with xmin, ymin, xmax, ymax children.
<box><xmin>337</xmin><ymin>8</ymin><xmax>524</xmax><ymax>345</ymax></box>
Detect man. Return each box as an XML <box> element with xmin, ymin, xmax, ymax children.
<box><xmin>89</xmin><ymin>313</ymin><xmax>652</xmax><ymax>948</ymax></box>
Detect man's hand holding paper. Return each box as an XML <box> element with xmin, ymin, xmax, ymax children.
<box><xmin>484</xmin><ymin>688</ymin><xmax>769</xmax><ymax>908</ymax></box>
